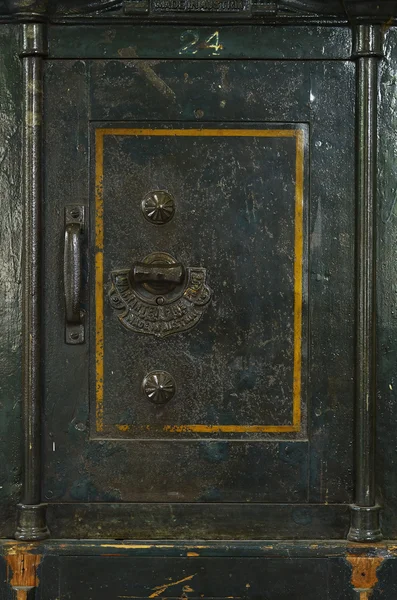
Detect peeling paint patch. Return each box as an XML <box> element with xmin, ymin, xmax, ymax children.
<box><xmin>347</xmin><ymin>556</ymin><xmax>384</xmax><ymax>593</ymax></box>
<box><xmin>6</xmin><ymin>553</ymin><xmax>41</xmax><ymax>600</ymax></box>
<box><xmin>99</xmin><ymin>544</ymin><xmax>176</xmax><ymax>549</ymax></box>
<box><xmin>116</xmin><ymin>424</ymin><xmax>129</xmax><ymax>432</ymax></box>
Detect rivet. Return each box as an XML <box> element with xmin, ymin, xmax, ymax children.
<box><xmin>141</xmin><ymin>190</ymin><xmax>175</xmax><ymax>225</ymax></box>
<box><xmin>142</xmin><ymin>371</ymin><xmax>176</xmax><ymax>404</ymax></box>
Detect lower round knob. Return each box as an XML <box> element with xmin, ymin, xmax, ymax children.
<box><xmin>142</xmin><ymin>370</ymin><xmax>176</xmax><ymax>404</ymax></box>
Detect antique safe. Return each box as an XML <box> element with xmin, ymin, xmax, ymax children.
<box><xmin>1</xmin><ymin>0</ymin><xmax>397</xmax><ymax>598</ymax></box>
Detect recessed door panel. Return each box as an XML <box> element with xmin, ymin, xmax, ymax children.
<box><xmin>95</xmin><ymin>124</ymin><xmax>307</xmax><ymax>440</ymax></box>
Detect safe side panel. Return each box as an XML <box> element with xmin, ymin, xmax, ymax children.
<box><xmin>43</xmin><ymin>59</ymin><xmax>354</xmax><ymax>507</ymax></box>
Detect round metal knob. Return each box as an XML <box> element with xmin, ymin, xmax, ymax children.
<box><xmin>142</xmin><ymin>371</ymin><xmax>176</xmax><ymax>404</ymax></box>
<box><xmin>141</xmin><ymin>190</ymin><xmax>175</xmax><ymax>225</ymax></box>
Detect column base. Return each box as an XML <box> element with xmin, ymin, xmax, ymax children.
<box><xmin>348</xmin><ymin>504</ymin><xmax>382</xmax><ymax>542</ymax></box>
<box><xmin>15</xmin><ymin>503</ymin><xmax>50</xmax><ymax>541</ymax></box>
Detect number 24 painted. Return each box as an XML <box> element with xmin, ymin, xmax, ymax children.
<box><xmin>179</xmin><ymin>30</ymin><xmax>223</xmax><ymax>55</ymax></box>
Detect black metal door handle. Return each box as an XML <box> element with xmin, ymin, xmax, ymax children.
<box><xmin>64</xmin><ymin>205</ymin><xmax>85</xmax><ymax>344</ymax></box>
<box><xmin>64</xmin><ymin>223</ymin><xmax>82</xmax><ymax>322</ymax></box>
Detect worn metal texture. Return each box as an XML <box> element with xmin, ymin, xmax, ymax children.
<box><xmin>0</xmin><ymin>23</ymin><xmax>22</xmax><ymax>539</ymax></box>
<box><xmin>44</xmin><ymin>503</ymin><xmax>351</xmax><ymax>539</ymax></box>
<box><xmin>376</xmin><ymin>25</ymin><xmax>397</xmax><ymax>541</ymax></box>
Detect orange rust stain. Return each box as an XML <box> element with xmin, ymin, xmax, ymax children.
<box><xmin>382</xmin><ymin>16</ymin><xmax>393</xmax><ymax>31</ymax></box>
<box><xmin>187</xmin><ymin>552</ymin><xmax>200</xmax><ymax>557</ymax></box>
<box><xmin>347</xmin><ymin>556</ymin><xmax>384</xmax><ymax>591</ymax></box>
<box><xmin>3</xmin><ymin>543</ymin><xmax>38</xmax><ymax>556</ymax></box>
<box><xmin>6</xmin><ymin>553</ymin><xmax>41</xmax><ymax>594</ymax></box>
<box><xmin>116</xmin><ymin>424</ymin><xmax>129</xmax><ymax>432</ymax></box>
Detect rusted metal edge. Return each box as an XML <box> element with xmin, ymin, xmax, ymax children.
<box><xmin>2</xmin><ymin>539</ymin><xmax>397</xmax><ymax>558</ymax></box>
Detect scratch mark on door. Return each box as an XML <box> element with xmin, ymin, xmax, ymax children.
<box><xmin>149</xmin><ymin>574</ymin><xmax>197</xmax><ymax>598</ymax></box>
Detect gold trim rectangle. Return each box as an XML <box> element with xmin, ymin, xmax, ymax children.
<box><xmin>95</xmin><ymin>127</ymin><xmax>305</xmax><ymax>435</ymax></box>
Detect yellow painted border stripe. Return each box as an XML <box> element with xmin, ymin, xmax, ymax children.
<box><xmin>116</xmin><ymin>424</ymin><xmax>300</xmax><ymax>433</ymax></box>
<box><xmin>95</xmin><ymin>130</ymin><xmax>105</xmax><ymax>432</ymax></box>
<box><xmin>97</xmin><ymin>128</ymin><xmax>297</xmax><ymax>138</ymax></box>
<box><xmin>95</xmin><ymin>127</ymin><xmax>304</xmax><ymax>434</ymax></box>
<box><xmin>293</xmin><ymin>129</ymin><xmax>304</xmax><ymax>428</ymax></box>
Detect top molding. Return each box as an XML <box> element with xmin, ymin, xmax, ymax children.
<box><xmin>1</xmin><ymin>0</ymin><xmax>397</xmax><ymax>19</ymax></box>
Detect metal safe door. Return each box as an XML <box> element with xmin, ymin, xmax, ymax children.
<box><xmin>43</xmin><ymin>58</ymin><xmax>355</xmax><ymax>534</ymax></box>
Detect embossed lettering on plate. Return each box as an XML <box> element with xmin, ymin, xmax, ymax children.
<box><xmin>109</xmin><ymin>267</ymin><xmax>212</xmax><ymax>337</ymax></box>
<box><xmin>150</xmin><ymin>0</ymin><xmax>249</xmax><ymax>12</ymax></box>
